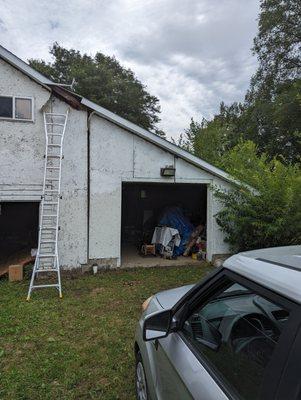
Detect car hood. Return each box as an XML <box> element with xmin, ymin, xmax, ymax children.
<box><xmin>155</xmin><ymin>284</ymin><xmax>195</xmax><ymax>309</ymax></box>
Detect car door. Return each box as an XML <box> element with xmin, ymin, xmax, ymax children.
<box><xmin>153</xmin><ymin>332</ymin><xmax>228</xmax><ymax>400</ymax></box>
<box><xmin>153</xmin><ymin>269</ymin><xmax>299</xmax><ymax>400</ymax></box>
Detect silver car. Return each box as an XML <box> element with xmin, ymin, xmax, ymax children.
<box><xmin>135</xmin><ymin>246</ymin><xmax>301</xmax><ymax>400</ymax></box>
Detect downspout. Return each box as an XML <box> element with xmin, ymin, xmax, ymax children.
<box><xmin>86</xmin><ymin>111</ymin><xmax>96</xmax><ymax>265</ymax></box>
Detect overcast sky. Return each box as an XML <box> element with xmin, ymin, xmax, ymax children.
<box><xmin>0</xmin><ymin>0</ymin><xmax>260</xmax><ymax>139</ymax></box>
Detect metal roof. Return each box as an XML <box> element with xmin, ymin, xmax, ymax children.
<box><xmin>0</xmin><ymin>44</ymin><xmax>234</xmax><ymax>184</ymax></box>
<box><xmin>224</xmin><ymin>246</ymin><xmax>301</xmax><ymax>304</ymax></box>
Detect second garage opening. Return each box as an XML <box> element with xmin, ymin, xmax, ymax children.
<box><xmin>121</xmin><ymin>182</ymin><xmax>207</xmax><ymax>267</ymax></box>
<box><xmin>0</xmin><ymin>202</ymin><xmax>39</xmax><ymax>276</ymax></box>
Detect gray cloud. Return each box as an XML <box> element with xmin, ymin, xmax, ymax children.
<box><xmin>0</xmin><ymin>0</ymin><xmax>259</xmax><ymax>138</ymax></box>
<box><xmin>49</xmin><ymin>20</ymin><xmax>59</xmax><ymax>30</ymax></box>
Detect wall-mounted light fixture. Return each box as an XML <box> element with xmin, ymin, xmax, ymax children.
<box><xmin>160</xmin><ymin>165</ymin><xmax>176</xmax><ymax>177</ymax></box>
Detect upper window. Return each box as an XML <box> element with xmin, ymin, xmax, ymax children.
<box><xmin>0</xmin><ymin>96</ymin><xmax>33</xmax><ymax>121</ymax></box>
<box><xmin>182</xmin><ymin>280</ymin><xmax>290</xmax><ymax>400</ymax></box>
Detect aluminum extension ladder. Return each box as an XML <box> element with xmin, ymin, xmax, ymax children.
<box><xmin>27</xmin><ymin>110</ymin><xmax>69</xmax><ymax>300</ymax></box>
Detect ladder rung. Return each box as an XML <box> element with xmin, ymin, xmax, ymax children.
<box><xmin>41</xmin><ymin>223</ymin><xmax>57</xmax><ymax>226</ymax></box>
<box><xmin>40</xmin><ymin>240</ymin><xmax>56</xmax><ymax>244</ymax></box>
<box><xmin>43</xmin><ymin>202</ymin><xmax>58</xmax><ymax>205</ymax></box>
<box><xmin>48</xmin><ymin>144</ymin><xmax>62</xmax><ymax>148</ymax></box>
<box><xmin>44</xmin><ymin>189</ymin><xmax>59</xmax><ymax>192</ymax></box>
<box><xmin>47</xmin><ymin>155</ymin><xmax>61</xmax><ymax>159</ymax></box>
<box><xmin>32</xmin><ymin>284</ymin><xmax>59</xmax><ymax>289</ymax></box>
<box><xmin>45</xmin><ymin>113</ymin><xmax>66</xmax><ymax>117</ymax></box>
<box><xmin>39</xmin><ymin>254</ymin><xmax>56</xmax><ymax>258</ymax></box>
<box><xmin>47</xmin><ymin>133</ymin><xmax>63</xmax><ymax>136</ymax></box>
<box><xmin>35</xmin><ymin>271</ymin><xmax>58</xmax><ymax>274</ymax></box>
<box><xmin>45</xmin><ymin>178</ymin><xmax>59</xmax><ymax>181</ymax></box>
<box><xmin>42</xmin><ymin>214</ymin><xmax>57</xmax><ymax>218</ymax></box>
<box><xmin>36</xmin><ymin>269</ymin><xmax>58</xmax><ymax>272</ymax></box>
<box><xmin>46</xmin><ymin>122</ymin><xmax>65</xmax><ymax>126</ymax></box>
<box><xmin>46</xmin><ymin>167</ymin><xmax>60</xmax><ymax>170</ymax></box>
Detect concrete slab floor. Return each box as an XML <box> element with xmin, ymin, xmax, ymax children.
<box><xmin>121</xmin><ymin>244</ymin><xmax>202</xmax><ymax>268</ymax></box>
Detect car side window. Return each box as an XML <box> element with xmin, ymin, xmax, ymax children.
<box><xmin>182</xmin><ymin>281</ymin><xmax>290</xmax><ymax>400</ymax></box>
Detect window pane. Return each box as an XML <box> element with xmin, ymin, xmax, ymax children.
<box><xmin>0</xmin><ymin>96</ymin><xmax>13</xmax><ymax>118</ymax></box>
<box><xmin>183</xmin><ymin>282</ymin><xmax>290</xmax><ymax>400</ymax></box>
<box><xmin>15</xmin><ymin>98</ymin><xmax>32</xmax><ymax>120</ymax></box>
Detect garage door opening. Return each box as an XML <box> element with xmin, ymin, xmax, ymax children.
<box><xmin>0</xmin><ymin>202</ymin><xmax>39</xmax><ymax>275</ymax></box>
<box><xmin>121</xmin><ymin>183</ymin><xmax>207</xmax><ymax>267</ymax></box>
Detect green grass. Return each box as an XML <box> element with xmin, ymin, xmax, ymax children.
<box><xmin>0</xmin><ymin>264</ymin><xmax>213</xmax><ymax>400</ymax></box>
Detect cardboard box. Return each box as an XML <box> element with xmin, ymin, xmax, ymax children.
<box><xmin>9</xmin><ymin>264</ymin><xmax>23</xmax><ymax>282</ymax></box>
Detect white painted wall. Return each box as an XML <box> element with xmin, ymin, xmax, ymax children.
<box><xmin>89</xmin><ymin>116</ymin><xmax>231</xmax><ymax>265</ymax></box>
<box><xmin>0</xmin><ymin>60</ymin><xmax>88</xmax><ymax>268</ymax></box>
<box><xmin>0</xmin><ymin>58</ymin><xmax>50</xmax><ymax>200</ymax></box>
<box><xmin>50</xmin><ymin>98</ymin><xmax>88</xmax><ymax>268</ymax></box>
<box><xmin>210</xmin><ymin>177</ymin><xmax>233</xmax><ymax>257</ymax></box>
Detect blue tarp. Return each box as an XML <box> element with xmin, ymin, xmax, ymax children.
<box><xmin>159</xmin><ymin>206</ymin><xmax>194</xmax><ymax>256</ymax></box>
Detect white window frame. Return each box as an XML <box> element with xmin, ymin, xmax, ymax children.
<box><xmin>0</xmin><ymin>95</ymin><xmax>34</xmax><ymax>122</ymax></box>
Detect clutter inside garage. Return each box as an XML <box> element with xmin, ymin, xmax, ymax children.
<box><xmin>121</xmin><ymin>183</ymin><xmax>207</xmax><ymax>265</ymax></box>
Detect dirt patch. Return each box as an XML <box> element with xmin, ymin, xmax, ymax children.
<box><xmin>90</xmin><ymin>287</ymin><xmax>106</xmax><ymax>296</ymax></box>
<box><xmin>73</xmin><ymin>287</ymin><xmax>91</xmax><ymax>297</ymax></box>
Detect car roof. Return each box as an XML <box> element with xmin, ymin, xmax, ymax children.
<box><xmin>223</xmin><ymin>246</ymin><xmax>301</xmax><ymax>304</ymax></box>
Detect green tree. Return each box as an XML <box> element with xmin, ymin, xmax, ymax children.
<box><xmin>214</xmin><ymin>141</ymin><xmax>301</xmax><ymax>252</ymax></box>
<box><xmin>242</xmin><ymin>0</ymin><xmax>301</xmax><ymax>162</ymax></box>
<box><xmin>182</xmin><ymin>0</ymin><xmax>301</xmax><ymax>164</ymax></box>
<box><xmin>183</xmin><ymin>78</ymin><xmax>301</xmax><ymax>164</ymax></box>
<box><xmin>29</xmin><ymin>43</ymin><xmax>162</xmax><ymax>133</ymax></box>
<box><xmin>249</xmin><ymin>0</ymin><xmax>301</xmax><ymax>98</ymax></box>
<box><xmin>242</xmin><ymin>80</ymin><xmax>301</xmax><ymax>162</ymax></box>
<box><xmin>182</xmin><ymin>118</ymin><xmax>229</xmax><ymax>165</ymax></box>
<box><xmin>178</xmin><ymin>103</ymin><xmax>244</xmax><ymax>165</ymax></box>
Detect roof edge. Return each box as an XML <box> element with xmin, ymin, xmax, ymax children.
<box><xmin>0</xmin><ymin>45</ymin><xmax>53</xmax><ymax>89</ymax></box>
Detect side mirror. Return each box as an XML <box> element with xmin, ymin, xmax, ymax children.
<box><xmin>143</xmin><ymin>309</ymin><xmax>172</xmax><ymax>341</ymax></box>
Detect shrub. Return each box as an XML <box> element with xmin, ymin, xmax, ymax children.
<box><xmin>214</xmin><ymin>141</ymin><xmax>301</xmax><ymax>252</ymax></box>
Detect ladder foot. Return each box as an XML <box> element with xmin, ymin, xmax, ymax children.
<box><xmin>26</xmin><ymin>295</ymin><xmax>31</xmax><ymax>301</ymax></box>
<box><xmin>59</xmin><ymin>294</ymin><xmax>63</xmax><ymax>299</ymax></box>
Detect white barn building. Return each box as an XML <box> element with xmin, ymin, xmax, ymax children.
<box><xmin>0</xmin><ymin>45</ymin><xmax>232</xmax><ymax>270</ymax></box>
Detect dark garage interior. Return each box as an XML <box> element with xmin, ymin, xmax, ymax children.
<box><xmin>0</xmin><ymin>202</ymin><xmax>39</xmax><ymax>275</ymax></box>
<box><xmin>121</xmin><ymin>183</ymin><xmax>207</xmax><ymax>266</ymax></box>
